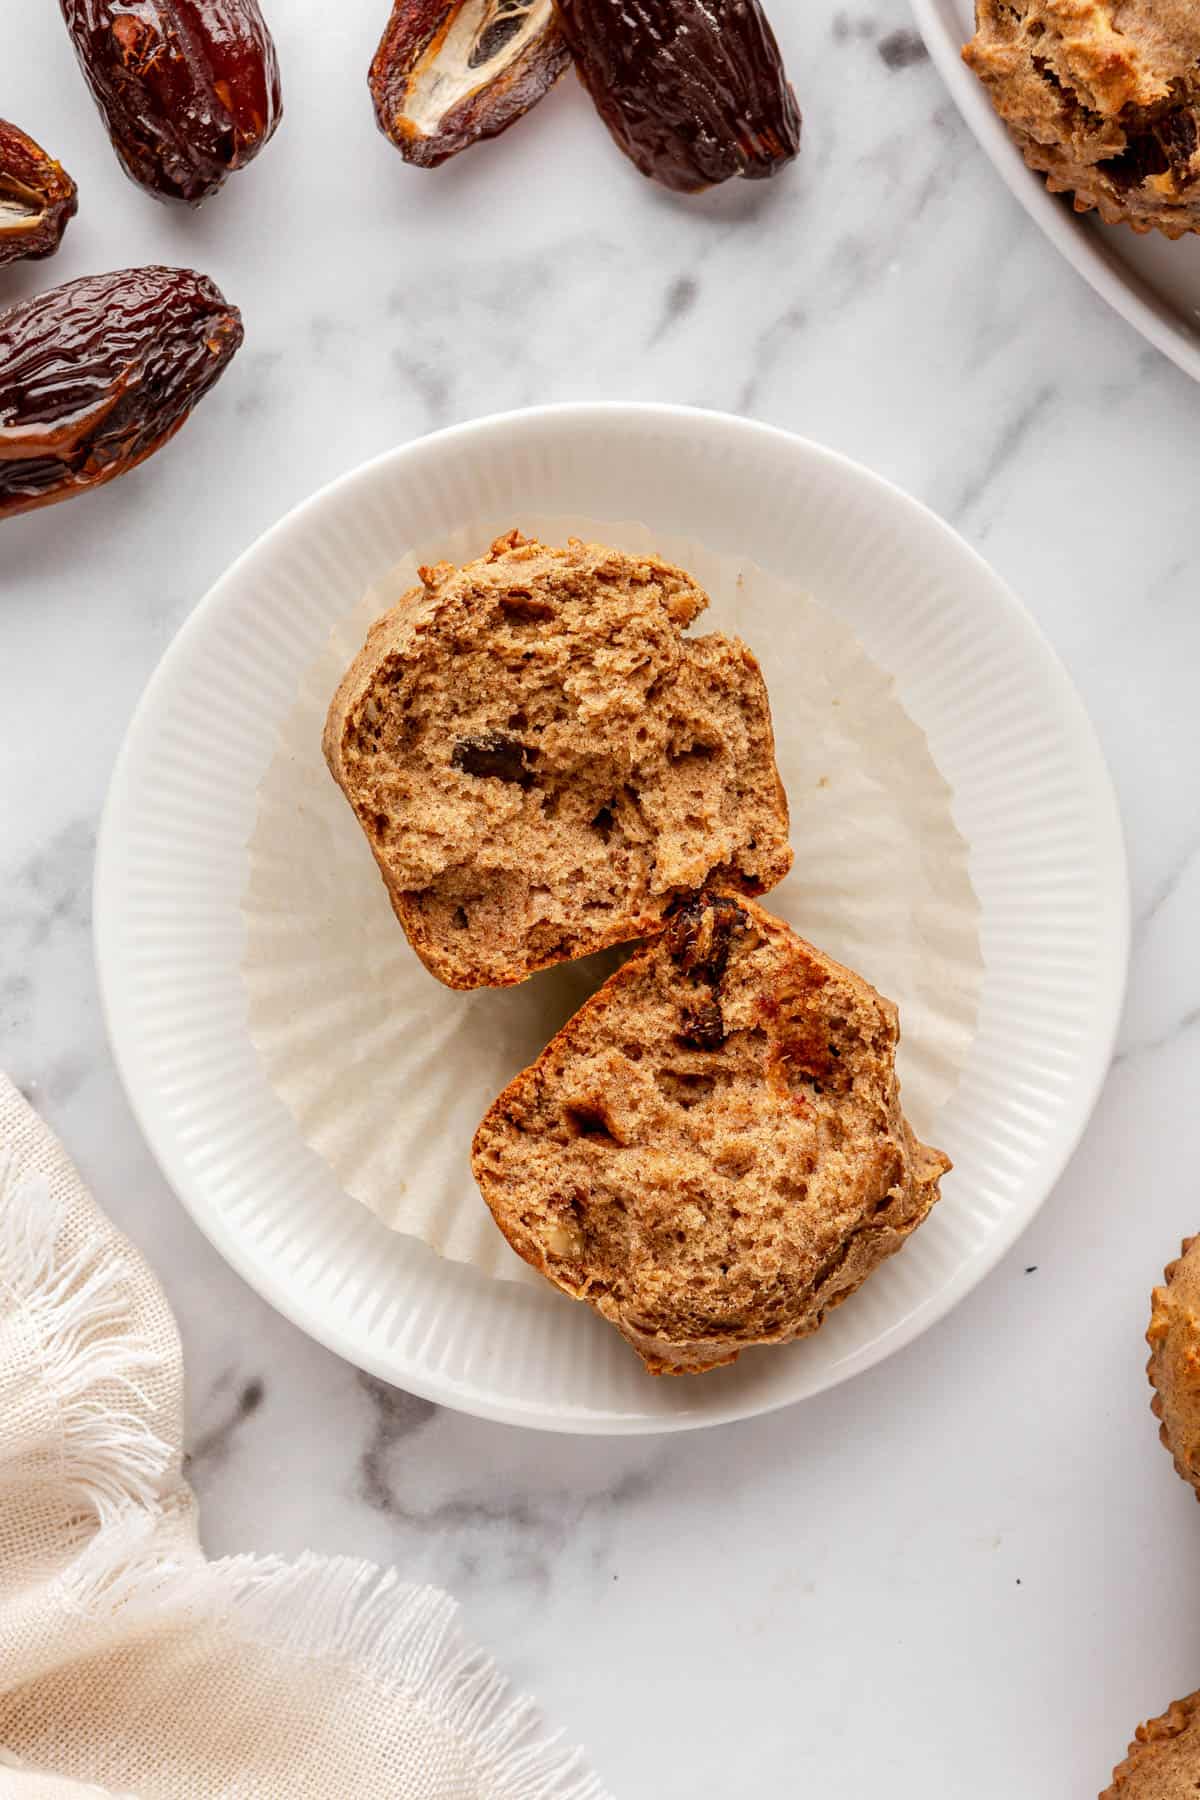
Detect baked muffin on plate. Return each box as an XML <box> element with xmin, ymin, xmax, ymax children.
<box><xmin>1148</xmin><ymin>1235</ymin><xmax>1200</xmax><ymax>1498</ymax></box>
<box><xmin>472</xmin><ymin>891</ymin><xmax>949</xmax><ymax>1374</ymax></box>
<box><xmin>1102</xmin><ymin>1689</ymin><xmax>1200</xmax><ymax>1797</ymax></box>
<box><xmin>964</xmin><ymin>0</ymin><xmax>1200</xmax><ymax>237</ymax></box>
<box><xmin>324</xmin><ymin>532</ymin><xmax>792</xmax><ymax>990</ymax></box>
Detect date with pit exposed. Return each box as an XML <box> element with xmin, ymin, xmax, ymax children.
<box><xmin>59</xmin><ymin>0</ymin><xmax>282</xmax><ymax>204</ymax></box>
<box><xmin>0</xmin><ymin>120</ymin><xmax>78</xmax><ymax>265</ymax></box>
<box><xmin>370</xmin><ymin>0</ymin><xmax>570</xmax><ymax>166</ymax></box>
<box><xmin>0</xmin><ymin>266</ymin><xmax>243</xmax><ymax>521</ymax></box>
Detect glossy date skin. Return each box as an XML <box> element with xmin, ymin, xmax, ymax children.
<box><xmin>0</xmin><ymin>267</ymin><xmax>243</xmax><ymax>521</ymax></box>
<box><xmin>554</xmin><ymin>0</ymin><xmax>801</xmax><ymax>192</ymax></box>
<box><xmin>0</xmin><ymin>120</ymin><xmax>78</xmax><ymax>265</ymax></box>
<box><xmin>60</xmin><ymin>0</ymin><xmax>282</xmax><ymax>204</ymax></box>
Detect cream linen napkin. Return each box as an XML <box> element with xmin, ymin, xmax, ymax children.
<box><xmin>0</xmin><ymin>1074</ymin><xmax>608</xmax><ymax>1800</ymax></box>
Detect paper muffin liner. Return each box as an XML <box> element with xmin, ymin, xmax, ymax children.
<box><xmin>242</xmin><ymin>514</ymin><xmax>984</xmax><ymax>1285</ymax></box>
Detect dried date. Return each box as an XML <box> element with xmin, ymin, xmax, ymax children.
<box><xmin>0</xmin><ymin>266</ymin><xmax>242</xmax><ymax>522</ymax></box>
<box><xmin>678</xmin><ymin>996</ymin><xmax>727</xmax><ymax>1050</ymax></box>
<box><xmin>1105</xmin><ymin>104</ymin><xmax>1200</xmax><ymax>193</ymax></box>
<box><xmin>59</xmin><ymin>0</ymin><xmax>282</xmax><ymax>205</ymax></box>
<box><xmin>668</xmin><ymin>895</ymin><xmax>750</xmax><ymax>1050</ymax></box>
<box><xmin>370</xmin><ymin>0</ymin><xmax>570</xmax><ymax>166</ymax></box>
<box><xmin>0</xmin><ymin>121</ymin><xmax>78</xmax><ymax>266</ymax></box>
<box><xmin>667</xmin><ymin>893</ymin><xmax>748</xmax><ymax>986</ymax></box>
<box><xmin>451</xmin><ymin>731</ymin><xmax>536</xmax><ymax>786</ymax></box>
<box><xmin>554</xmin><ymin>0</ymin><xmax>801</xmax><ymax>192</ymax></box>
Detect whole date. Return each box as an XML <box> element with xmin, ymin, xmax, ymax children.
<box><xmin>0</xmin><ymin>267</ymin><xmax>243</xmax><ymax>522</ymax></box>
<box><xmin>59</xmin><ymin>0</ymin><xmax>282</xmax><ymax>205</ymax></box>
<box><xmin>554</xmin><ymin>0</ymin><xmax>801</xmax><ymax>192</ymax></box>
<box><xmin>0</xmin><ymin>120</ymin><xmax>78</xmax><ymax>266</ymax></box>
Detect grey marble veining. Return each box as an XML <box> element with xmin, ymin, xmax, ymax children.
<box><xmin>187</xmin><ymin>1373</ymin><xmax>268</xmax><ymax>1477</ymax></box>
<box><xmin>355</xmin><ymin>1373</ymin><xmax>439</xmax><ymax>1514</ymax></box>
<box><xmin>5</xmin><ymin>1</ymin><xmax>1200</xmax><ymax>1794</ymax></box>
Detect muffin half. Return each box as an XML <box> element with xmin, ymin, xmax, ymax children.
<box><xmin>324</xmin><ymin>532</ymin><xmax>792</xmax><ymax>989</ymax></box>
<box><xmin>472</xmin><ymin>891</ymin><xmax>949</xmax><ymax>1373</ymax></box>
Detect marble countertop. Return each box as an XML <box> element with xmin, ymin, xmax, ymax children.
<box><xmin>5</xmin><ymin>2</ymin><xmax>1200</xmax><ymax>1795</ymax></box>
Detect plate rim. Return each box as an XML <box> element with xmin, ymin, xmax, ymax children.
<box><xmin>910</xmin><ymin>0</ymin><xmax>1200</xmax><ymax>385</ymax></box>
<box><xmin>93</xmin><ymin>400</ymin><xmax>1132</xmax><ymax>1434</ymax></box>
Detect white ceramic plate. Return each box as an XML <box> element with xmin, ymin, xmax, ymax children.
<box><xmin>95</xmin><ymin>404</ymin><xmax>1129</xmax><ymax>1435</ymax></box>
<box><xmin>913</xmin><ymin>0</ymin><xmax>1200</xmax><ymax>382</ymax></box>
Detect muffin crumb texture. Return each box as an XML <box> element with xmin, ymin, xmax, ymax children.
<box><xmin>323</xmin><ymin>532</ymin><xmax>792</xmax><ymax>989</ymax></box>
<box><xmin>472</xmin><ymin>891</ymin><xmax>949</xmax><ymax>1373</ymax></box>
<box><xmin>964</xmin><ymin>0</ymin><xmax>1200</xmax><ymax>236</ymax></box>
